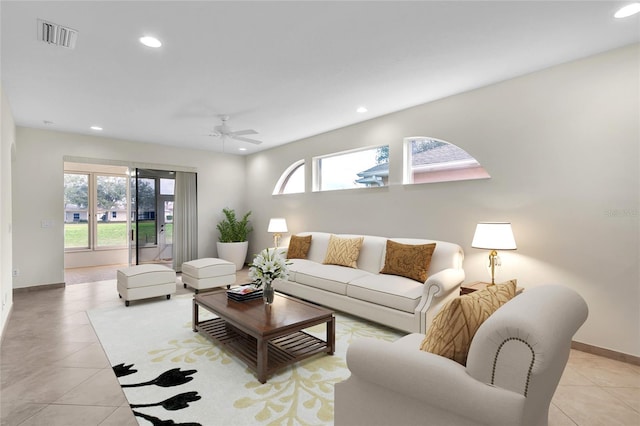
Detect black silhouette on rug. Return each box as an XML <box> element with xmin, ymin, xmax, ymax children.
<box><xmin>113</xmin><ymin>363</ymin><xmax>202</xmax><ymax>426</ymax></box>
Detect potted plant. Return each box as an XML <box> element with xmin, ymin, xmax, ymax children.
<box><xmin>216</xmin><ymin>208</ymin><xmax>253</xmax><ymax>271</ymax></box>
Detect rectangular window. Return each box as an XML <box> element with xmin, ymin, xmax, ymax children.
<box><xmin>96</xmin><ymin>175</ymin><xmax>128</xmax><ymax>248</ymax></box>
<box><xmin>137</xmin><ymin>178</ymin><xmax>157</xmax><ymax>246</ymax></box>
<box><xmin>160</xmin><ymin>178</ymin><xmax>175</xmax><ymax>195</ymax></box>
<box><xmin>313</xmin><ymin>146</ymin><xmax>389</xmax><ymax>192</ymax></box>
<box><xmin>64</xmin><ymin>170</ymin><xmax>129</xmax><ymax>251</ymax></box>
<box><xmin>64</xmin><ymin>173</ymin><xmax>90</xmax><ymax>249</ymax></box>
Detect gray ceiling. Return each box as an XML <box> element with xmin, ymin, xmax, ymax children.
<box><xmin>1</xmin><ymin>1</ymin><xmax>638</xmax><ymax>154</ymax></box>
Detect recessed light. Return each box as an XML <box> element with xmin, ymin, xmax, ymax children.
<box><xmin>356</xmin><ymin>106</ymin><xmax>368</xmax><ymax>113</ymax></box>
<box><xmin>139</xmin><ymin>36</ymin><xmax>162</xmax><ymax>48</ymax></box>
<box><xmin>238</xmin><ymin>147</ymin><xmax>247</xmax><ymax>151</ymax></box>
<box><xmin>615</xmin><ymin>3</ymin><xmax>640</xmax><ymax>18</ymax></box>
<box><xmin>90</xmin><ymin>126</ymin><xmax>103</xmax><ymax>131</ymax></box>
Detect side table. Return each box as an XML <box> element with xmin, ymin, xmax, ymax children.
<box><xmin>460</xmin><ymin>280</ymin><xmax>523</xmax><ymax>296</ymax></box>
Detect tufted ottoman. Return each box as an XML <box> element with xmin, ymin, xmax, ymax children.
<box><xmin>182</xmin><ymin>258</ymin><xmax>236</xmax><ymax>294</ymax></box>
<box><xmin>117</xmin><ymin>264</ymin><xmax>176</xmax><ymax>306</ymax></box>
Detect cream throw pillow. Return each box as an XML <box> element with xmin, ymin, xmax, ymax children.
<box><xmin>323</xmin><ymin>235</ymin><xmax>364</xmax><ymax>268</ymax></box>
<box><xmin>419</xmin><ymin>280</ymin><xmax>517</xmax><ymax>365</ymax></box>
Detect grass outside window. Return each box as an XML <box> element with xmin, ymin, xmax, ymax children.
<box><xmin>64</xmin><ymin>222</ymin><xmax>172</xmax><ymax>249</ymax></box>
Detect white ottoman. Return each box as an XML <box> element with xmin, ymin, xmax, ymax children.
<box><xmin>182</xmin><ymin>258</ymin><xmax>236</xmax><ymax>294</ymax></box>
<box><xmin>117</xmin><ymin>264</ymin><xmax>176</xmax><ymax>306</ymax></box>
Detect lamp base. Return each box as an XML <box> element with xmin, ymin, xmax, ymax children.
<box><xmin>487</xmin><ymin>250</ymin><xmax>501</xmax><ymax>285</ymax></box>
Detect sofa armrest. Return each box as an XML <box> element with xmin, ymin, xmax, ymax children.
<box><xmin>415</xmin><ymin>268</ymin><xmax>465</xmax><ymax>332</ymax></box>
<box><xmin>340</xmin><ymin>336</ymin><xmax>525</xmax><ymax>425</ymax></box>
<box><xmin>425</xmin><ymin>267</ymin><xmax>465</xmax><ymax>295</ymax></box>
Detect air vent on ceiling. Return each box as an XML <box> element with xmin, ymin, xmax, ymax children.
<box><xmin>37</xmin><ymin>19</ymin><xmax>78</xmax><ymax>49</ymax></box>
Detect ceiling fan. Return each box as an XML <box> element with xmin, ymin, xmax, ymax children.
<box><xmin>209</xmin><ymin>115</ymin><xmax>262</xmax><ymax>145</ymax></box>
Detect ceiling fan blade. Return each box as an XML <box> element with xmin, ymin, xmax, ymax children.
<box><xmin>230</xmin><ymin>129</ymin><xmax>258</xmax><ymax>136</ymax></box>
<box><xmin>232</xmin><ymin>136</ymin><xmax>262</xmax><ymax>145</ymax></box>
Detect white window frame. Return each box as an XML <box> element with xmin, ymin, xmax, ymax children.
<box><xmin>313</xmin><ymin>145</ymin><xmax>388</xmax><ymax>192</ymax></box>
<box><xmin>403</xmin><ymin>137</ymin><xmax>489</xmax><ymax>185</ymax></box>
<box><xmin>273</xmin><ymin>159</ymin><xmax>305</xmax><ymax>195</ymax></box>
<box><xmin>64</xmin><ymin>170</ymin><xmax>129</xmax><ymax>252</ymax></box>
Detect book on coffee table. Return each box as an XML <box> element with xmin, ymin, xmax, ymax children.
<box><xmin>227</xmin><ymin>284</ymin><xmax>263</xmax><ymax>302</ymax></box>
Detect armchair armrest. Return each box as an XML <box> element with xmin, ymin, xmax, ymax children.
<box><xmin>340</xmin><ymin>335</ymin><xmax>525</xmax><ymax>425</ymax></box>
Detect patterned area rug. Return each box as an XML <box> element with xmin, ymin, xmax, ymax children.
<box><xmin>88</xmin><ymin>293</ymin><xmax>404</xmax><ymax>426</ymax></box>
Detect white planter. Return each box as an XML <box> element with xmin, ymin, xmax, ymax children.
<box><xmin>216</xmin><ymin>241</ymin><xmax>248</xmax><ymax>271</ymax></box>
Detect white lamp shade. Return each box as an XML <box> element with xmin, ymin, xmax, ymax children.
<box><xmin>472</xmin><ymin>222</ymin><xmax>517</xmax><ymax>250</ymax></box>
<box><xmin>268</xmin><ymin>218</ymin><xmax>288</xmax><ymax>233</ymax></box>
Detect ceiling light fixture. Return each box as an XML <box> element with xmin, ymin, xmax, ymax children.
<box><xmin>356</xmin><ymin>106</ymin><xmax>368</xmax><ymax>113</ymax></box>
<box><xmin>90</xmin><ymin>126</ymin><xmax>103</xmax><ymax>131</ymax></box>
<box><xmin>139</xmin><ymin>36</ymin><xmax>162</xmax><ymax>48</ymax></box>
<box><xmin>615</xmin><ymin>3</ymin><xmax>640</xmax><ymax>18</ymax></box>
<box><xmin>238</xmin><ymin>147</ymin><xmax>247</xmax><ymax>151</ymax></box>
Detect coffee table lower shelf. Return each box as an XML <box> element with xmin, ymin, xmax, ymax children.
<box><xmin>196</xmin><ymin>318</ymin><xmax>329</xmax><ymax>379</ymax></box>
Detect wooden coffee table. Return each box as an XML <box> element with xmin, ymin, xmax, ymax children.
<box><xmin>192</xmin><ymin>290</ymin><xmax>335</xmax><ymax>383</ymax></box>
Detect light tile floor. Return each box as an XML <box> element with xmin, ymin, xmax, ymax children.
<box><xmin>1</xmin><ymin>266</ymin><xmax>638</xmax><ymax>425</ymax></box>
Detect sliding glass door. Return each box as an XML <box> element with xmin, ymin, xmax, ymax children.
<box><xmin>130</xmin><ymin>169</ymin><xmax>175</xmax><ymax>266</ymax></box>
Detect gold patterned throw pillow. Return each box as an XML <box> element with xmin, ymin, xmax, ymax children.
<box><xmin>323</xmin><ymin>235</ymin><xmax>364</xmax><ymax>268</ymax></box>
<box><xmin>380</xmin><ymin>240</ymin><xmax>436</xmax><ymax>282</ymax></box>
<box><xmin>287</xmin><ymin>235</ymin><xmax>312</xmax><ymax>259</ymax></box>
<box><xmin>419</xmin><ymin>280</ymin><xmax>517</xmax><ymax>365</ymax></box>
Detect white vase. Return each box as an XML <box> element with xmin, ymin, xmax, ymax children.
<box><xmin>216</xmin><ymin>241</ymin><xmax>248</xmax><ymax>271</ymax></box>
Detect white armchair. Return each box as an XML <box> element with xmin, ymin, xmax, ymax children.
<box><xmin>335</xmin><ymin>285</ymin><xmax>588</xmax><ymax>426</ymax></box>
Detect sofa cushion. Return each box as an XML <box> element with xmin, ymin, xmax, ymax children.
<box><xmin>348</xmin><ymin>235</ymin><xmax>387</xmax><ymax>274</ymax></box>
<box><xmin>295</xmin><ymin>263</ymin><xmax>371</xmax><ymax>295</ymax></box>
<box><xmin>347</xmin><ymin>274</ymin><xmax>424</xmax><ymax>313</ymax></box>
<box><xmin>287</xmin><ymin>235</ymin><xmax>312</xmax><ymax>259</ymax></box>
<box><xmin>380</xmin><ymin>240</ymin><xmax>436</xmax><ymax>283</ymax></box>
<box><xmin>323</xmin><ymin>235</ymin><xmax>364</xmax><ymax>268</ymax></box>
<box><xmin>419</xmin><ymin>280</ymin><xmax>517</xmax><ymax>365</ymax></box>
<box><xmin>300</xmin><ymin>232</ymin><xmax>331</xmax><ymax>263</ymax></box>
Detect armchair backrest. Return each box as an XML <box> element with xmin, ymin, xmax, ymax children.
<box><xmin>466</xmin><ymin>285</ymin><xmax>588</xmax><ymax>426</ymax></box>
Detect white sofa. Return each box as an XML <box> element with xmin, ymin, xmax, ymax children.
<box><xmin>334</xmin><ymin>285</ymin><xmax>589</xmax><ymax>426</ymax></box>
<box><xmin>273</xmin><ymin>232</ymin><xmax>465</xmax><ymax>333</ymax></box>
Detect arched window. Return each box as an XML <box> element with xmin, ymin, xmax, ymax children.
<box><xmin>273</xmin><ymin>160</ymin><xmax>305</xmax><ymax>195</ymax></box>
<box><xmin>403</xmin><ymin>137</ymin><xmax>490</xmax><ymax>184</ymax></box>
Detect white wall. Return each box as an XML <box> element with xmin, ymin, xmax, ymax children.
<box><xmin>1</xmin><ymin>87</ymin><xmax>15</xmax><ymax>338</ymax></box>
<box><xmin>245</xmin><ymin>45</ymin><xmax>640</xmax><ymax>357</ymax></box>
<box><xmin>12</xmin><ymin>128</ymin><xmax>246</xmax><ymax>288</ymax></box>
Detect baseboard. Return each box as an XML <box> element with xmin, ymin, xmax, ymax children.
<box><xmin>572</xmin><ymin>341</ymin><xmax>640</xmax><ymax>366</ymax></box>
<box><xmin>0</xmin><ymin>303</ymin><xmax>13</xmax><ymax>346</ymax></box>
<box><xmin>13</xmin><ymin>282</ymin><xmax>65</xmax><ymax>293</ymax></box>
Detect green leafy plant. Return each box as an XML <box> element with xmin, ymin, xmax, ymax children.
<box><xmin>216</xmin><ymin>208</ymin><xmax>253</xmax><ymax>242</ymax></box>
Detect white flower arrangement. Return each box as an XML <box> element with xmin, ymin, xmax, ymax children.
<box><xmin>248</xmin><ymin>248</ymin><xmax>291</xmax><ymax>288</ymax></box>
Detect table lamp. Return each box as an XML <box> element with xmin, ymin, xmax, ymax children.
<box><xmin>268</xmin><ymin>218</ymin><xmax>288</xmax><ymax>248</ymax></box>
<box><xmin>471</xmin><ymin>222</ymin><xmax>517</xmax><ymax>285</ymax></box>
